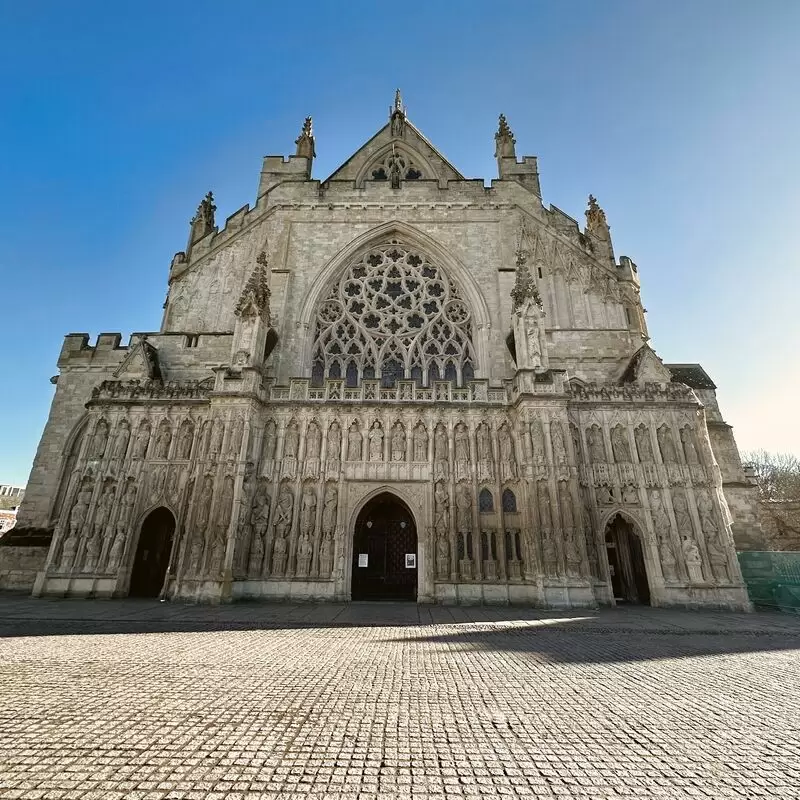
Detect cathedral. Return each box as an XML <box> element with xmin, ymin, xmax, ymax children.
<box><xmin>8</xmin><ymin>94</ymin><xmax>762</xmax><ymax>608</ymax></box>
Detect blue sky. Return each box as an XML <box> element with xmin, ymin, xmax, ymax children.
<box><xmin>1</xmin><ymin>0</ymin><xmax>799</xmax><ymax>485</ymax></box>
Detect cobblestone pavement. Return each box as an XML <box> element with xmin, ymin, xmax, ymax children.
<box><xmin>1</xmin><ymin>598</ymin><xmax>799</xmax><ymax>799</ymax></box>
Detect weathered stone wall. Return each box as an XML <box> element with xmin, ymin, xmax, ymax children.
<box><xmin>0</xmin><ymin>546</ymin><xmax>47</xmax><ymax>590</ymax></box>
<box><xmin>759</xmin><ymin>500</ymin><xmax>800</xmax><ymax>551</ymax></box>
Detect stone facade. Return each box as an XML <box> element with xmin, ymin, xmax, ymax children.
<box><xmin>10</xmin><ymin>98</ymin><xmax>759</xmax><ymax>608</ymax></box>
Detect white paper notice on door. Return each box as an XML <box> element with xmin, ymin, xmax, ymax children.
<box><xmin>358</xmin><ymin>553</ymin><xmax>368</xmax><ymax>568</ymax></box>
<box><xmin>405</xmin><ymin>554</ymin><xmax>417</xmax><ymax>569</ymax></box>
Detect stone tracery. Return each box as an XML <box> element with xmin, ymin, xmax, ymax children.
<box><xmin>311</xmin><ymin>242</ymin><xmax>476</xmax><ymax>388</ymax></box>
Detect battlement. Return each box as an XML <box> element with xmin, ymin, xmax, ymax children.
<box><xmin>258</xmin><ymin>154</ymin><xmax>313</xmax><ymax>197</ymax></box>
<box><xmin>57</xmin><ymin>332</ymin><xmax>149</xmax><ymax>366</ymax></box>
<box><xmin>617</xmin><ymin>256</ymin><xmax>640</xmax><ymax>286</ymax></box>
<box><xmin>497</xmin><ymin>155</ymin><xmax>541</xmax><ymax>196</ymax></box>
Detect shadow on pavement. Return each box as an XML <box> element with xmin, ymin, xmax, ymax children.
<box><xmin>1</xmin><ymin>595</ymin><xmax>799</xmax><ymax>664</ymax></box>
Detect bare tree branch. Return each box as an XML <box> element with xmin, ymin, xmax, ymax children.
<box><xmin>741</xmin><ymin>450</ymin><xmax>800</xmax><ymax>501</ymax></box>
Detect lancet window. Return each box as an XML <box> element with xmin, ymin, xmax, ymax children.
<box><xmin>311</xmin><ymin>241</ymin><xmax>477</xmax><ymax>388</ymax></box>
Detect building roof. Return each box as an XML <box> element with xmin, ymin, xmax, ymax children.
<box><xmin>666</xmin><ymin>363</ymin><xmax>717</xmax><ymax>390</ymax></box>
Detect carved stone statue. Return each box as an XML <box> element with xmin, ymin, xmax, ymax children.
<box><xmin>434</xmin><ymin>481</ymin><xmax>449</xmax><ymax>535</ymax></box>
<box><xmin>177</xmin><ymin>421</ymin><xmax>194</xmax><ymax>460</ymax></box>
<box><xmin>454</xmin><ymin>423</ymin><xmax>470</xmax><ymax>480</ymax></box>
<box><xmin>228</xmin><ymin>416</ymin><xmax>244</xmax><ymax>458</ymax></box>
<box><xmin>634</xmin><ymin>425</ymin><xmax>654</xmax><ymax>462</ymax></box>
<box><xmin>434</xmin><ymin>424</ymin><xmax>448</xmax><ymax>479</ymax></box>
<box><xmin>368</xmin><ymin>421</ymin><xmax>384</xmax><ymax>461</ymax></box>
<box><xmin>657</xmin><ymin>425</ymin><xmax>678</xmax><ymax>463</ymax></box>
<box><xmin>611</xmin><ymin>425</ymin><xmax>631</xmax><ymax>463</ymax></box>
<box><xmin>413</xmin><ymin>422</ymin><xmax>428</xmax><ymax>462</ymax></box>
<box><xmin>274</xmin><ymin>485</ymin><xmax>293</xmax><ymax>542</ymax></box>
<box><xmin>68</xmin><ymin>485</ymin><xmax>92</xmax><ymax>540</ymax></box>
<box><xmin>327</xmin><ymin>422</ymin><xmax>341</xmax><ymax>463</ymax></box>
<box><xmin>558</xmin><ymin>482</ymin><xmax>574</xmax><ymax>529</ymax></box>
<box><xmin>112</xmin><ymin>420</ymin><xmax>131</xmax><ymax>460</ymax></box>
<box><xmin>318</xmin><ymin>533</ymin><xmax>333</xmax><ymax>577</ymax></box>
<box><xmin>92</xmin><ymin>482</ymin><xmax>115</xmax><ymax>539</ymax></box>
<box><xmin>477</xmin><ymin>422</ymin><xmax>491</xmax><ymax>464</ymax></box>
<box><xmin>217</xmin><ymin>476</ymin><xmax>235</xmax><ymax>533</ymax></box>
<box><xmin>347</xmin><ymin>423</ymin><xmax>362</xmax><ymax>461</ymax></box>
<box><xmin>436</xmin><ymin>534</ymin><xmax>450</xmax><ymax>579</ymax></box>
<box><xmin>296</xmin><ymin>533</ymin><xmax>313</xmax><ymax>577</ymax></box>
<box><xmin>570</xmin><ymin>423</ymin><xmax>582</xmax><ymax>464</ymax></box>
<box><xmin>284</xmin><ymin>421</ymin><xmax>300</xmax><ymax>459</ymax></box>
<box><xmin>682</xmin><ymin>535</ymin><xmax>704</xmax><ymax>583</ymax></box>
<box><xmin>60</xmin><ymin>532</ymin><xmax>78</xmax><ymax>573</ymax></box>
<box><xmin>680</xmin><ymin>426</ymin><xmax>700</xmax><ymax>464</ymax></box>
<box><xmin>154</xmin><ymin>422</ymin><xmax>172</xmax><ymax>460</ymax></box>
<box><xmin>262</xmin><ymin>420</ymin><xmax>277</xmax><ymax>462</ymax></box>
<box><xmin>455</xmin><ymin>485</ymin><xmax>471</xmax><ymax>534</ymax></box>
<box><xmin>586</xmin><ymin>426</ymin><xmax>606</xmax><ymax>464</ymax></box>
<box><xmin>622</xmin><ymin>484</ymin><xmax>639</xmax><ymax>505</ymax></box>
<box><xmin>530</xmin><ymin>419</ymin><xmax>546</xmax><ymax>462</ymax></box>
<box><xmin>659</xmin><ymin>535</ymin><xmax>678</xmax><ymax>583</ymax></box>
<box><xmin>209</xmin><ymin>419</ymin><xmax>224</xmax><ymax>457</ymax></box>
<box><xmin>391</xmin><ymin>422</ymin><xmax>405</xmax><ymax>462</ymax></box>
<box><xmin>248</xmin><ymin>530</ymin><xmax>264</xmax><ymax>577</ymax></box>
<box><xmin>188</xmin><ymin>531</ymin><xmax>205</xmax><ymax>575</ymax></box>
<box><xmin>498</xmin><ymin>424</ymin><xmax>516</xmax><ymax>481</ymax></box>
<box><xmin>133</xmin><ymin>421</ymin><xmax>151</xmax><ymax>459</ymax></box>
<box><xmin>300</xmin><ymin>486</ymin><xmax>317</xmax><ymax>536</ymax></box>
<box><xmin>90</xmin><ymin>419</ymin><xmax>109</xmax><ymax>459</ymax></box>
<box><xmin>271</xmin><ymin>532</ymin><xmax>288</xmax><ymax>577</ymax></box>
<box><xmin>305</xmin><ymin>422</ymin><xmax>321</xmax><ymax>460</ymax></box>
<box><xmin>550</xmin><ymin>422</ymin><xmax>567</xmax><ymax>465</ymax></box>
<box><xmin>563</xmin><ymin>531</ymin><xmax>581</xmax><ymax>577</ymax></box>
<box><xmin>196</xmin><ymin>476</ymin><xmax>214</xmax><ymax>533</ymax></box>
<box><xmin>671</xmin><ymin>489</ymin><xmax>693</xmax><ymax>537</ymax></box>
<box><xmin>537</xmin><ymin>481</ymin><xmax>552</xmax><ymax>529</ymax></box>
<box><xmin>542</xmin><ymin>530</ymin><xmax>558</xmax><ymax>575</ymax></box>
<box><xmin>699</xmin><ymin>493</ymin><xmax>729</xmax><ymax>582</ymax></box>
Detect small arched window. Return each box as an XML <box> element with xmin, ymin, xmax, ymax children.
<box><xmin>502</xmin><ymin>489</ymin><xmax>517</xmax><ymax>513</ymax></box>
<box><xmin>479</xmin><ymin>488</ymin><xmax>494</xmax><ymax>512</ymax></box>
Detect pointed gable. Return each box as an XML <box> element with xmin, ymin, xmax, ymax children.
<box><xmin>619</xmin><ymin>344</ymin><xmax>671</xmax><ymax>385</ymax></box>
<box><xmin>113</xmin><ymin>340</ymin><xmax>161</xmax><ymax>381</ymax></box>
<box><xmin>324</xmin><ymin>100</ymin><xmax>464</xmax><ymax>187</ymax></box>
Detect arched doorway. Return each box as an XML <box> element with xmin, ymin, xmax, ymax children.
<box><xmin>352</xmin><ymin>493</ymin><xmax>417</xmax><ymax>601</ymax></box>
<box><xmin>129</xmin><ymin>507</ymin><xmax>175</xmax><ymax>598</ymax></box>
<box><xmin>604</xmin><ymin>514</ymin><xmax>650</xmax><ymax>605</ymax></box>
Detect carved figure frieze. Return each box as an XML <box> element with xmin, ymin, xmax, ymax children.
<box><xmin>476</xmin><ymin>422</ymin><xmax>492</xmax><ymax>480</ymax></box>
<box><xmin>498</xmin><ymin>423</ymin><xmax>517</xmax><ymax>482</ymax></box>
<box><xmin>228</xmin><ymin>416</ymin><xmax>244</xmax><ymax>458</ymax></box>
<box><xmin>91</xmin><ymin>377</ymin><xmax>214</xmax><ymax>401</ymax></box>
<box><xmin>680</xmin><ymin>426</ymin><xmax>700</xmax><ymax>464</ymax></box>
<box><xmin>209</xmin><ymin>418</ymin><xmax>225</xmax><ymax>458</ymax></box>
<box><xmin>327</xmin><ymin>421</ymin><xmax>341</xmax><ymax>465</ymax></box>
<box><xmin>455</xmin><ymin>484</ymin><xmax>471</xmax><ymax>534</ymax></box>
<box><xmin>322</xmin><ymin>485</ymin><xmax>338</xmax><ymax>536</ymax></box>
<box><xmin>434</xmin><ymin>481</ymin><xmax>449</xmax><ymax>536</ymax></box>
<box><xmin>262</xmin><ymin>420</ymin><xmax>277</xmax><ymax>463</ymax></box>
<box><xmin>318</xmin><ymin>533</ymin><xmax>333</xmax><ymax>578</ymax></box>
<box><xmin>296</xmin><ymin>532</ymin><xmax>313</xmax><ymax>577</ymax></box>
<box><xmin>196</xmin><ymin>475</ymin><xmax>214</xmax><ymax>534</ymax></box>
<box><xmin>271</xmin><ymin>484</ymin><xmax>293</xmax><ymax>576</ymax></box>
<box><xmin>530</xmin><ymin>419</ymin><xmax>546</xmax><ymax>463</ymax></box>
<box><xmin>300</xmin><ymin>485</ymin><xmax>317</xmax><ymax>537</ymax></box>
<box><xmin>634</xmin><ymin>424</ymin><xmax>653</xmax><ymax>462</ymax></box>
<box><xmin>177</xmin><ymin>419</ymin><xmax>194</xmax><ymax>460</ymax></box>
<box><xmin>682</xmin><ymin>535</ymin><xmax>704</xmax><ymax>583</ymax></box>
<box><xmin>550</xmin><ymin>422</ymin><xmax>567</xmax><ymax>466</ymax></box>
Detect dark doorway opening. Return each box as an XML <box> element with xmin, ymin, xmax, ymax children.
<box><xmin>604</xmin><ymin>514</ymin><xmax>650</xmax><ymax>605</ymax></box>
<box><xmin>129</xmin><ymin>507</ymin><xmax>175</xmax><ymax>598</ymax></box>
<box><xmin>352</xmin><ymin>493</ymin><xmax>417</xmax><ymax>601</ymax></box>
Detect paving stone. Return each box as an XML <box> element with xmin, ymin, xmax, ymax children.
<box><xmin>0</xmin><ymin>600</ymin><xmax>799</xmax><ymax>798</ymax></box>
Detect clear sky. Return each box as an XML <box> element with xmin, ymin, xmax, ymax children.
<box><xmin>1</xmin><ymin>0</ymin><xmax>799</xmax><ymax>486</ymax></box>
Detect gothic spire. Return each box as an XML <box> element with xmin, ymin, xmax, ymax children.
<box><xmin>235</xmin><ymin>250</ymin><xmax>271</xmax><ymax>322</ymax></box>
<box><xmin>510</xmin><ymin>224</ymin><xmax>542</xmax><ymax>311</ymax></box>
<box><xmin>495</xmin><ymin>113</ymin><xmax>516</xmax><ymax>160</ymax></box>
<box><xmin>389</xmin><ymin>88</ymin><xmax>406</xmax><ymax>137</ymax></box>
<box><xmin>189</xmin><ymin>191</ymin><xmax>216</xmax><ymax>246</ymax></box>
<box><xmin>295</xmin><ymin>116</ymin><xmax>316</xmax><ymax>160</ymax></box>
<box><xmin>585</xmin><ymin>194</ymin><xmax>610</xmax><ymax>238</ymax></box>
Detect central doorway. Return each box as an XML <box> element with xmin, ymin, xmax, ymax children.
<box><xmin>129</xmin><ymin>507</ymin><xmax>175</xmax><ymax>598</ymax></box>
<box><xmin>604</xmin><ymin>514</ymin><xmax>650</xmax><ymax>605</ymax></box>
<box><xmin>352</xmin><ymin>493</ymin><xmax>417</xmax><ymax>601</ymax></box>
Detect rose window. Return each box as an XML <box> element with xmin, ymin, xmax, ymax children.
<box><xmin>311</xmin><ymin>242</ymin><xmax>476</xmax><ymax>388</ymax></box>
<box><xmin>371</xmin><ymin>153</ymin><xmax>423</xmax><ymax>182</ymax></box>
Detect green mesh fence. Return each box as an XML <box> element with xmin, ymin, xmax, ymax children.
<box><xmin>737</xmin><ymin>551</ymin><xmax>800</xmax><ymax>614</ymax></box>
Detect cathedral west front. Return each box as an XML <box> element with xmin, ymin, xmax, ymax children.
<box><xmin>8</xmin><ymin>94</ymin><xmax>762</xmax><ymax>608</ymax></box>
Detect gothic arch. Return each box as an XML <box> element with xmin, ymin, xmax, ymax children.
<box><xmin>299</xmin><ymin>221</ymin><xmax>491</xmax><ymax>380</ymax></box>
<box><xmin>354</xmin><ymin>142</ymin><xmax>438</xmax><ymax>188</ymax></box>
<box><xmin>598</xmin><ymin>507</ymin><xmax>649</xmax><ymax>539</ymax></box>
<box><xmin>346</xmin><ymin>484</ymin><xmax>423</xmax><ymax>535</ymax></box>
<box><xmin>48</xmin><ymin>413</ymin><xmax>90</xmax><ymax>524</ymax></box>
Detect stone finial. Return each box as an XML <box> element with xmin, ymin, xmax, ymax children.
<box><xmin>495</xmin><ymin>113</ymin><xmax>516</xmax><ymax>160</ymax></box>
<box><xmin>189</xmin><ymin>191</ymin><xmax>216</xmax><ymax>243</ymax></box>
<box><xmin>510</xmin><ymin>225</ymin><xmax>542</xmax><ymax>311</ymax></box>
<box><xmin>390</xmin><ymin>88</ymin><xmax>406</xmax><ymax>137</ymax></box>
<box><xmin>235</xmin><ymin>250</ymin><xmax>271</xmax><ymax>322</ymax></box>
<box><xmin>585</xmin><ymin>194</ymin><xmax>610</xmax><ymax>238</ymax></box>
<box><xmin>295</xmin><ymin>116</ymin><xmax>316</xmax><ymax>160</ymax></box>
